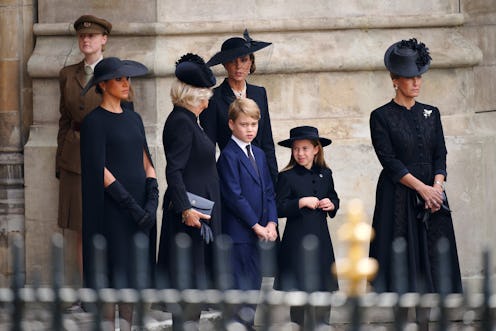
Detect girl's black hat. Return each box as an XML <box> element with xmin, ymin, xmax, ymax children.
<box><xmin>278</xmin><ymin>126</ymin><xmax>332</xmax><ymax>148</ymax></box>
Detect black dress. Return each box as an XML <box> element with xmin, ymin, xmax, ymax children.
<box><xmin>157</xmin><ymin>106</ymin><xmax>221</xmax><ymax>289</ymax></box>
<box><xmin>80</xmin><ymin>105</ymin><xmax>154</xmax><ymax>289</ymax></box>
<box><xmin>274</xmin><ymin>164</ymin><xmax>340</xmax><ymax>292</ymax></box>
<box><xmin>369</xmin><ymin>100</ymin><xmax>462</xmax><ymax>293</ymax></box>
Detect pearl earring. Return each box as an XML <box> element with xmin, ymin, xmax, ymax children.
<box><xmin>394</xmin><ymin>85</ymin><xmax>398</xmax><ymax>90</ymax></box>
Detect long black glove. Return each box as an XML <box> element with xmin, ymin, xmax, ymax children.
<box><xmin>140</xmin><ymin>177</ymin><xmax>159</xmax><ymax>231</ymax></box>
<box><xmin>200</xmin><ymin>219</ymin><xmax>214</xmax><ymax>244</ymax></box>
<box><xmin>105</xmin><ymin>180</ymin><xmax>150</xmax><ymax>228</ymax></box>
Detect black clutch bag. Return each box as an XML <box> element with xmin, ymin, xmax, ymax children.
<box><xmin>186</xmin><ymin>192</ymin><xmax>215</xmax><ymax>216</ymax></box>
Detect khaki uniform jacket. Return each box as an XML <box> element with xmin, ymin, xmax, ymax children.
<box><xmin>56</xmin><ymin>60</ymin><xmax>101</xmax><ymax>175</ymax></box>
<box><xmin>56</xmin><ymin>60</ymin><xmax>101</xmax><ymax>230</ymax></box>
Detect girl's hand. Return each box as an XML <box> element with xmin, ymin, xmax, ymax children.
<box><xmin>299</xmin><ymin>197</ymin><xmax>320</xmax><ymax>210</ymax></box>
<box><xmin>318</xmin><ymin>198</ymin><xmax>335</xmax><ymax>211</ymax></box>
<box><xmin>182</xmin><ymin>208</ymin><xmax>210</xmax><ymax>228</ymax></box>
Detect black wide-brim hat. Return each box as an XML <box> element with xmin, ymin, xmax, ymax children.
<box><xmin>81</xmin><ymin>57</ymin><xmax>148</xmax><ymax>95</ymax></box>
<box><xmin>384</xmin><ymin>38</ymin><xmax>432</xmax><ymax>78</ymax></box>
<box><xmin>175</xmin><ymin>53</ymin><xmax>216</xmax><ymax>88</ymax></box>
<box><xmin>206</xmin><ymin>29</ymin><xmax>271</xmax><ymax>67</ymax></box>
<box><xmin>278</xmin><ymin>126</ymin><xmax>332</xmax><ymax>148</ymax></box>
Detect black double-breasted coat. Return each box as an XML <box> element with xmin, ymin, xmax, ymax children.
<box><xmin>274</xmin><ymin>164</ymin><xmax>340</xmax><ymax>292</ymax></box>
<box><xmin>157</xmin><ymin>106</ymin><xmax>221</xmax><ymax>289</ymax></box>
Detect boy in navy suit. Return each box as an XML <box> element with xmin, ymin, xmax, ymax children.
<box><xmin>217</xmin><ymin>98</ymin><xmax>278</xmax><ymax>327</ymax></box>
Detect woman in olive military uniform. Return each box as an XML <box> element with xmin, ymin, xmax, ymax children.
<box><xmin>56</xmin><ymin>15</ymin><xmax>111</xmax><ymax>291</ymax></box>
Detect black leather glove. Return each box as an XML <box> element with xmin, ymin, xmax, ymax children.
<box><xmin>139</xmin><ymin>177</ymin><xmax>159</xmax><ymax>231</ymax></box>
<box><xmin>105</xmin><ymin>180</ymin><xmax>149</xmax><ymax>227</ymax></box>
<box><xmin>200</xmin><ymin>219</ymin><xmax>214</xmax><ymax>244</ymax></box>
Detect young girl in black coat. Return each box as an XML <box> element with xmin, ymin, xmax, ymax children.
<box><xmin>274</xmin><ymin>126</ymin><xmax>340</xmax><ymax>328</ymax></box>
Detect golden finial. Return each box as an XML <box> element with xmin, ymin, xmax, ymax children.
<box><xmin>332</xmin><ymin>199</ymin><xmax>378</xmax><ymax>296</ymax></box>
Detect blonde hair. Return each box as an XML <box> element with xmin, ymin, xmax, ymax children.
<box><xmin>228</xmin><ymin>98</ymin><xmax>260</xmax><ymax>121</ymax></box>
<box><xmin>282</xmin><ymin>139</ymin><xmax>328</xmax><ymax>171</ymax></box>
<box><xmin>170</xmin><ymin>79</ymin><xmax>213</xmax><ymax>109</ymax></box>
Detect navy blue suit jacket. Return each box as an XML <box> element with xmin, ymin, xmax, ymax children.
<box><xmin>217</xmin><ymin>138</ymin><xmax>277</xmax><ymax>244</ymax></box>
<box><xmin>200</xmin><ymin>78</ymin><xmax>278</xmax><ymax>185</ymax></box>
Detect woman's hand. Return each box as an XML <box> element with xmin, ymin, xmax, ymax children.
<box><xmin>299</xmin><ymin>197</ymin><xmax>320</xmax><ymax>210</ymax></box>
<box><xmin>182</xmin><ymin>208</ymin><xmax>210</xmax><ymax>228</ymax></box>
<box><xmin>318</xmin><ymin>198</ymin><xmax>335</xmax><ymax>211</ymax></box>
<box><xmin>417</xmin><ymin>184</ymin><xmax>443</xmax><ymax>211</ymax></box>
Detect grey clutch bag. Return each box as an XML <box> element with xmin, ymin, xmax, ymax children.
<box><xmin>186</xmin><ymin>192</ymin><xmax>215</xmax><ymax>216</ymax></box>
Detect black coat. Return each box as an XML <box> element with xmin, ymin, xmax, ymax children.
<box><xmin>369</xmin><ymin>100</ymin><xmax>462</xmax><ymax>293</ymax></box>
<box><xmin>274</xmin><ymin>164</ymin><xmax>340</xmax><ymax>292</ymax></box>
<box><xmin>200</xmin><ymin>78</ymin><xmax>278</xmax><ymax>184</ymax></box>
<box><xmin>156</xmin><ymin>106</ymin><xmax>221</xmax><ymax>289</ymax></box>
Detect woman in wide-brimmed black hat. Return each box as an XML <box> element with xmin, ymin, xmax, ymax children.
<box><xmin>200</xmin><ymin>29</ymin><xmax>279</xmax><ymax>185</ymax></box>
<box><xmin>368</xmin><ymin>39</ymin><xmax>462</xmax><ymax>298</ymax></box>
<box><xmin>80</xmin><ymin>57</ymin><xmax>158</xmax><ymax>330</ymax></box>
<box><xmin>274</xmin><ymin>125</ymin><xmax>339</xmax><ymax>327</ymax></box>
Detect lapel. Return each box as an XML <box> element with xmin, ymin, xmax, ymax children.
<box><xmin>229</xmin><ymin>139</ymin><xmax>260</xmax><ymax>184</ymax></box>
<box><xmin>220</xmin><ymin>79</ymin><xmax>236</xmax><ymax>106</ymax></box>
<box><xmin>75</xmin><ymin>61</ymin><xmax>87</xmax><ymax>89</ymax></box>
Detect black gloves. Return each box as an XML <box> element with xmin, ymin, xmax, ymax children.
<box><xmin>139</xmin><ymin>177</ymin><xmax>159</xmax><ymax>231</ymax></box>
<box><xmin>200</xmin><ymin>219</ymin><xmax>214</xmax><ymax>244</ymax></box>
<box><xmin>105</xmin><ymin>180</ymin><xmax>150</xmax><ymax>229</ymax></box>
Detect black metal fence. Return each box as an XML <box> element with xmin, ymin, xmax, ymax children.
<box><xmin>0</xmin><ymin>233</ymin><xmax>494</xmax><ymax>330</ymax></box>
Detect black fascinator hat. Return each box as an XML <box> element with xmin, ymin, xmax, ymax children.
<box><xmin>81</xmin><ymin>57</ymin><xmax>148</xmax><ymax>95</ymax></box>
<box><xmin>384</xmin><ymin>38</ymin><xmax>432</xmax><ymax>78</ymax></box>
<box><xmin>278</xmin><ymin>126</ymin><xmax>332</xmax><ymax>148</ymax></box>
<box><xmin>175</xmin><ymin>53</ymin><xmax>216</xmax><ymax>88</ymax></box>
<box><xmin>206</xmin><ymin>29</ymin><xmax>272</xmax><ymax>67</ymax></box>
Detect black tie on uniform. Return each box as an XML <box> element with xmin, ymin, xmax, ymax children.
<box><xmin>246</xmin><ymin>144</ymin><xmax>259</xmax><ymax>174</ymax></box>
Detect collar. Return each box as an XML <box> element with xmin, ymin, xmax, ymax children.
<box><xmin>84</xmin><ymin>55</ymin><xmax>104</xmax><ymax>71</ymax></box>
<box><xmin>231</xmin><ymin>135</ymin><xmax>252</xmax><ymax>156</ymax></box>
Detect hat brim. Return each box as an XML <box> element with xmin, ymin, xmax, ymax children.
<box><xmin>384</xmin><ymin>42</ymin><xmax>430</xmax><ymax>78</ymax></box>
<box><xmin>206</xmin><ymin>41</ymin><xmax>271</xmax><ymax>67</ymax></box>
<box><xmin>278</xmin><ymin>137</ymin><xmax>332</xmax><ymax>148</ymax></box>
<box><xmin>81</xmin><ymin>60</ymin><xmax>148</xmax><ymax>95</ymax></box>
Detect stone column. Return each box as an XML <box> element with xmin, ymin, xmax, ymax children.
<box><xmin>0</xmin><ymin>0</ymin><xmax>34</xmax><ymax>286</ymax></box>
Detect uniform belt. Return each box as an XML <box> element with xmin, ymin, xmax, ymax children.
<box><xmin>72</xmin><ymin>121</ymin><xmax>81</xmax><ymax>132</ymax></box>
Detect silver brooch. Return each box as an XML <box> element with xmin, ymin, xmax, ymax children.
<box><xmin>423</xmin><ymin>109</ymin><xmax>432</xmax><ymax>118</ymax></box>
<box><xmin>319</xmin><ymin>174</ymin><xmax>323</xmax><ymax>178</ymax></box>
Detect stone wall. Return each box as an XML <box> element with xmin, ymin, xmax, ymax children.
<box><xmin>0</xmin><ymin>0</ymin><xmax>34</xmax><ymax>286</ymax></box>
<box><xmin>22</xmin><ymin>0</ymin><xmax>495</xmax><ymax>288</ymax></box>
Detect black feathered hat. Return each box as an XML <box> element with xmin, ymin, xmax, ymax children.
<box><xmin>81</xmin><ymin>57</ymin><xmax>148</xmax><ymax>95</ymax></box>
<box><xmin>384</xmin><ymin>38</ymin><xmax>432</xmax><ymax>78</ymax></box>
<box><xmin>278</xmin><ymin>126</ymin><xmax>332</xmax><ymax>148</ymax></box>
<box><xmin>206</xmin><ymin>29</ymin><xmax>271</xmax><ymax>67</ymax></box>
<box><xmin>175</xmin><ymin>53</ymin><xmax>216</xmax><ymax>88</ymax></box>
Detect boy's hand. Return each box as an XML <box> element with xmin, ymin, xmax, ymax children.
<box><xmin>252</xmin><ymin>223</ymin><xmax>270</xmax><ymax>241</ymax></box>
<box><xmin>318</xmin><ymin>198</ymin><xmax>335</xmax><ymax>211</ymax></box>
<box><xmin>299</xmin><ymin>197</ymin><xmax>320</xmax><ymax>210</ymax></box>
<box><xmin>266</xmin><ymin>221</ymin><xmax>278</xmax><ymax>241</ymax></box>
